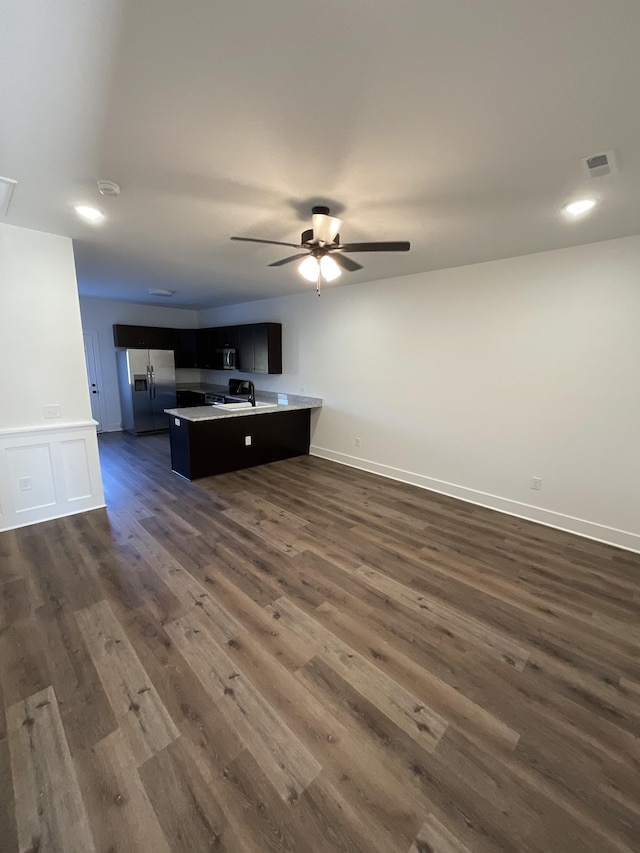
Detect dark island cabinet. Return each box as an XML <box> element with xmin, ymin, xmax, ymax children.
<box><xmin>113</xmin><ymin>324</ymin><xmax>176</xmax><ymax>350</ymax></box>
<box><xmin>169</xmin><ymin>408</ymin><xmax>310</xmax><ymax>480</ymax></box>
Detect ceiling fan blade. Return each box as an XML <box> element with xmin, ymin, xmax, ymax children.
<box><xmin>231</xmin><ymin>236</ymin><xmax>301</xmax><ymax>249</ymax></box>
<box><xmin>339</xmin><ymin>241</ymin><xmax>411</xmax><ymax>253</ymax></box>
<box><xmin>268</xmin><ymin>253</ymin><xmax>309</xmax><ymax>267</ymax></box>
<box><xmin>331</xmin><ymin>252</ymin><xmax>363</xmax><ymax>272</ymax></box>
<box><xmin>312</xmin><ymin>213</ymin><xmax>342</xmax><ymax>244</ymax></box>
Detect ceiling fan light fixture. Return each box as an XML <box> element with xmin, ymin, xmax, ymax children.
<box><xmin>232</xmin><ymin>204</ymin><xmax>410</xmax><ymax>290</ymax></box>
<box><xmin>312</xmin><ymin>210</ymin><xmax>342</xmax><ymax>244</ymax></box>
<box><xmin>320</xmin><ymin>254</ymin><xmax>341</xmax><ymax>281</ymax></box>
<box><xmin>298</xmin><ymin>256</ymin><xmax>320</xmax><ymax>282</ymax></box>
<box><xmin>297</xmin><ymin>255</ymin><xmax>342</xmax><ymax>283</ymax></box>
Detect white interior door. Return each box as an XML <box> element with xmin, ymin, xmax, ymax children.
<box><xmin>83</xmin><ymin>331</ymin><xmax>104</xmax><ymax>432</ymax></box>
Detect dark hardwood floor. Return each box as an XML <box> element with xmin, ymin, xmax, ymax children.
<box><xmin>1</xmin><ymin>431</ymin><xmax>639</xmax><ymax>852</ymax></box>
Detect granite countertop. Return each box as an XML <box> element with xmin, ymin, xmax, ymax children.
<box><xmin>166</xmin><ymin>390</ymin><xmax>322</xmax><ymax>422</ymax></box>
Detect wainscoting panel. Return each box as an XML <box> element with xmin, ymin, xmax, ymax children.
<box><xmin>0</xmin><ymin>421</ymin><xmax>105</xmax><ymax>531</ymax></box>
<box><xmin>59</xmin><ymin>438</ymin><xmax>92</xmax><ymax>501</ymax></box>
<box><xmin>5</xmin><ymin>443</ymin><xmax>56</xmax><ymax>513</ymax></box>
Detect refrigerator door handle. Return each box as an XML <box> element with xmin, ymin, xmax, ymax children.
<box><xmin>150</xmin><ymin>364</ymin><xmax>156</xmax><ymax>399</ymax></box>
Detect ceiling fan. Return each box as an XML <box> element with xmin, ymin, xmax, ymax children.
<box><xmin>231</xmin><ymin>205</ymin><xmax>410</xmax><ymax>293</ymax></box>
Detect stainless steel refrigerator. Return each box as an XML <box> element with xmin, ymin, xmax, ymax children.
<box><xmin>116</xmin><ymin>349</ymin><xmax>176</xmax><ymax>435</ymax></box>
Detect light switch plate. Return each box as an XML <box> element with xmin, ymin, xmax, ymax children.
<box><xmin>244</xmin><ymin>435</ymin><xmax>252</xmax><ymax>446</ymax></box>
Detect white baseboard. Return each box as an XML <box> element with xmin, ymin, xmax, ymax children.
<box><xmin>0</xmin><ymin>421</ymin><xmax>105</xmax><ymax>532</ymax></box>
<box><xmin>310</xmin><ymin>446</ymin><xmax>640</xmax><ymax>555</ymax></box>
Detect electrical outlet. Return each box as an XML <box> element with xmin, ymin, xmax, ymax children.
<box><xmin>244</xmin><ymin>435</ymin><xmax>252</xmax><ymax>446</ymax></box>
<box><xmin>531</xmin><ymin>476</ymin><xmax>542</xmax><ymax>491</ymax></box>
<box><xmin>354</xmin><ymin>437</ymin><xmax>361</xmax><ymax>448</ymax></box>
<box><xmin>43</xmin><ymin>404</ymin><xmax>61</xmax><ymax>419</ymax></box>
<box><xmin>19</xmin><ymin>476</ymin><xmax>32</xmax><ymax>491</ymax></box>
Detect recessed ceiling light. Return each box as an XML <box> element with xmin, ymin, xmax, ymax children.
<box><xmin>147</xmin><ymin>288</ymin><xmax>175</xmax><ymax>297</ymax></box>
<box><xmin>74</xmin><ymin>204</ymin><xmax>105</xmax><ymax>224</ymax></box>
<box><xmin>562</xmin><ymin>198</ymin><xmax>597</xmax><ymax>217</ymax></box>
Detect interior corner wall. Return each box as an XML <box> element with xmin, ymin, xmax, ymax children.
<box><xmin>78</xmin><ymin>297</ymin><xmax>199</xmax><ymax>432</ymax></box>
<box><xmin>0</xmin><ymin>224</ymin><xmax>104</xmax><ymax>531</ymax></box>
<box><xmin>198</xmin><ymin>234</ymin><xmax>640</xmax><ymax>553</ymax></box>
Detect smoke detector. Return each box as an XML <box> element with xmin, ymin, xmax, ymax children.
<box><xmin>580</xmin><ymin>150</ymin><xmax>617</xmax><ymax>180</ymax></box>
<box><xmin>97</xmin><ymin>180</ymin><xmax>121</xmax><ymax>196</ymax></box>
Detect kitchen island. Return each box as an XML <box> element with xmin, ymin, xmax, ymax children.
<box><xmin>165</xmin><ymin>393</ymin><xmax>322</xmax><ymax>480</ymax></box>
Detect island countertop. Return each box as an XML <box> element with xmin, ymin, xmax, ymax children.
<box><xmin>165</xmin><ymin>392</ymin><xmax>322</xmax><ymax>422</ymax></box>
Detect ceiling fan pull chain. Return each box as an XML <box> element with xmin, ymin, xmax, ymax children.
<box><xmin>317</xmin><ymin>267</ymin><xmax>322</xmax><ymax>296</ymax></box>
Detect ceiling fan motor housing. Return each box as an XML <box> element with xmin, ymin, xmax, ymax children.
<box><xmin>301</xmin><ymin>227</ymin><xmax>340</xmax><ymax>247</ymax></box>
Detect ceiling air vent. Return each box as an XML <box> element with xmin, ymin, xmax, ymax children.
<box><xmin>580</xmin><ymin>150</ymin><xmax>617</xmax><ymax>179</ymax></box>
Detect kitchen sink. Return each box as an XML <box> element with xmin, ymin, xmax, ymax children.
<box><xmin>212</xmin><ymin>401</ymin><xmax>279</xmax><ymax>410</ymax></box>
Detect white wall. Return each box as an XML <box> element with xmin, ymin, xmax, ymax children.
<box><xmin>79</xmin><ymin>297</ymin><xmax>199</xmax><ymax>431</ymax></box>
<box><xmin>199</xmin><ymin>235</ymin><xmax>640</xmax><ymax>552</ymax></box>
<box><xmin>1</xmin><ymin>226</ymin><xmax>93</xmax><ymax>428</ymax></box>
<box><xmin>0</xmin><ymin>224</ymin><xmax>104</xmax><ymax>530</ymax></box>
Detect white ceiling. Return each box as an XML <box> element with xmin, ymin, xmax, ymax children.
<box><xmin>2</xmin><ymin>0</ymin><xmax>640</xmax><ymax>309</ymax></box>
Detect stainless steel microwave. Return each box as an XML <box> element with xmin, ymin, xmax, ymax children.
<box><xmin>216</xmin><ymin>347</ymin><xmax>237</xmax><ymax>369</ymax></box>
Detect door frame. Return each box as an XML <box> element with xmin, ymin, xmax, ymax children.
<box><xmin>83</xmin><ymin>330</ymin><xmax>105</xmax><ymax>433</ymax></box>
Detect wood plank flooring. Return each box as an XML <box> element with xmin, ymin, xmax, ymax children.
<box><xmin>1</xmin><ymin>431</ymin><xmax>639</xmax><ymax>852</ymax></box>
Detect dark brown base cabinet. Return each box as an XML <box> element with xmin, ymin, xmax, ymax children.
<box><xmin>175</xmin><ymin>389</ymin><xmax>207</xmax><ymax>407</ymax></box>
<box><xmin>169</xmin><ymin>409</ymin><xmax>311</xmax><ymax>480</ymax></box>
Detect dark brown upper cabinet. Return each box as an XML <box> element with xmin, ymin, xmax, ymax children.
<box><xmin>174</xmin><ymin>329</ymin><xmax>199</xmax><ymax>368</ymax></box>
<box><xmin>112</xmin><ymin>322</ymin><xmax>282</xmax><ymax>374</ymax></box>
<box><xmin>112</xmin><ymin>324</ymin><xmax>176</xmax><ymax>350</ymax></box>
<box><xmin>237</xmin><ymin>323</ymin><xmax>282</xmax><ymax>375</ymax></box>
